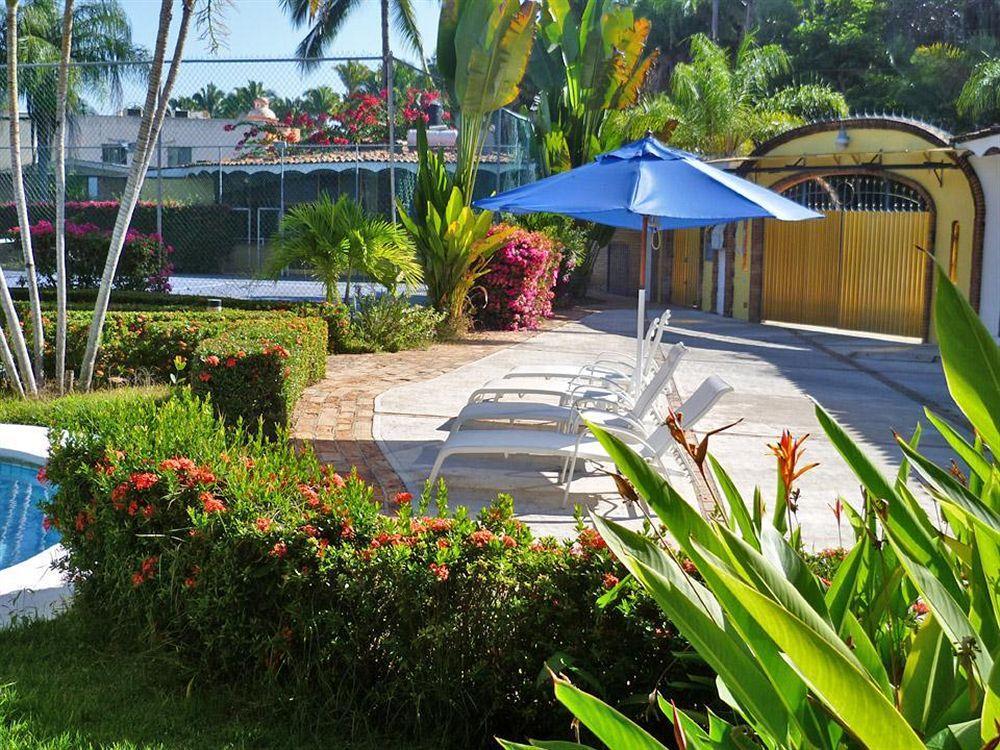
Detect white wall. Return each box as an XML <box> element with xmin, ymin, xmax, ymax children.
<box><xmin>962</xmin><ymin>133</ymin><xmax>1000</xmax><ymax>340</ymax></box>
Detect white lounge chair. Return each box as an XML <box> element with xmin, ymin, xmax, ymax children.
<box><xmin>427</xmin><ymin>375</ymin><xmax>733</xmax><ymax>505</ymax></box>
<box><xmin>502</xmin><ymin>313</ymin><xmax>671</xmax><ymax>385</ymax></box>
<box><xmin>449</xmin><ymin>343</ymin><xmax>687</xmax><ymax>434</ymax></box>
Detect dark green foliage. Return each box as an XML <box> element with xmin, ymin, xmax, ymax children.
<box><xmin>348</xmin><ymin>294</ymin><xmax>443</xmax><ymax>352</ymax></box>
<box><xmin>189</xmin><ymin>317</ymin><xmax>327</xmax><ymax>435</ymax></box>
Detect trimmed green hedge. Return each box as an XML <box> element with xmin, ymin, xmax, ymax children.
<box><xmin>0</xmin><ymin>386</ymin><xmax>169</xmax><ymax>427</ymax></box>
<box><xmin>12</xmin><ymin>290</ymin><xmax>351</xmax><ymax>354</ymax></box>
<box><xmin>190</xmin><ymin>317</ymin><xmax>327</xmax><ymax>435</ymax></box>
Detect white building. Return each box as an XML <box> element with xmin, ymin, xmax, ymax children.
<box><xmin>955</xmin><ymin>125</ymin><xmax>1000</xmax><ymax>341</ymax></box>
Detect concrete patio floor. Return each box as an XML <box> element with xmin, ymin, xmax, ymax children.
<box><xmin>374</xmin><ymin>305</ymin><xmax>957</xmax><ymax>548</ymax></box>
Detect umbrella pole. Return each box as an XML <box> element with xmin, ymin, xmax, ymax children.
<box><xmin>635</xmin><ymin>216</ymin><xmax>649</xmax><ymax>396</ymax></box>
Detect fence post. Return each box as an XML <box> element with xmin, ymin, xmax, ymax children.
<box><xmin>156</xmin><ymin>129</ymin><xmax>164</xmax><ymax>260</ymax></box>
<box><xmin>217</xmin><ymin>145</ymin><xmax>223</xmax><ymax>204</ymax></box>
<box><xmin>387</xmin><ymin>51</ymin><xmax>396</xmax><ymax>223</ymax></box>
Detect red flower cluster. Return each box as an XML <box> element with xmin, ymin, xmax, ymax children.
<box><xmin>468</xmin><ymin>529</ymin><xmax>496</xmax><ymax>548</ymax></box>
<box><xmin>132</xmin><ymin>555</ymin><xmax>159</xmax><ymax>587</ymax></box>
<box><xmin>577</xmin><ymin>528</ymin><xmax>608</xmax><ymax>552</ymax></box>
<box><xmin>429</xmin><ymin>562</ymin><xmax>450</xmax><ymax>582</ymax></box>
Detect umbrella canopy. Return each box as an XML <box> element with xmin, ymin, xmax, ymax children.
<box><xmin>474</xmin><ymin>135</ymin><xmax>820</xmax><ymax>230</ymax></box>
<box><xmin>474</xmin><ymin>134</ymin><xmax>821</xmax><ymax>396</ymax></box>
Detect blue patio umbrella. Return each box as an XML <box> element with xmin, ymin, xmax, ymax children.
<box><xmin>474</xmin><ymin>134</ymin><xmax>821</xmax><ymax>389</ymax></box>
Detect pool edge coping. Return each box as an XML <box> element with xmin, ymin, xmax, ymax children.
<box><xmin>0</xmin><ymin>423</ymin><xmax>70</xmax><ymax>626</ymax></box>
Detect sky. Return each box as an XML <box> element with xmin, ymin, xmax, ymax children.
<box><xmin>108</xmin><ymin>0</ymin><xmax>441</xmax><ymax>110</ymax></box>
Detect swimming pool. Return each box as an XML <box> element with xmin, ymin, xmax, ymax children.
<box><xmin>0</xmin><ymin>459</ymin><xmax>58</xmax><ymax>571</ymax></box>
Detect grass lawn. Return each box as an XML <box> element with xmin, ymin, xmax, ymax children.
<box><xmin>0</xmin><ymin>610</ymin><xmax>433</xmax><ymax>750</ymax></box>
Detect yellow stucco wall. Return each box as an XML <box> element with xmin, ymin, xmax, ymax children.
<box><xmin>732</xmin><ymin>221</ymin><xmax>751</xmax><ymax>320</ymax></box>
<box><xmin>746</xmin><ymin>125</ymin><xmax>979</xmax><ymax>318</ymax></box>
<box><xmin>701</xmin><ymin>258</ymin><xmax>714</xmax><ymax>312</ymax></box>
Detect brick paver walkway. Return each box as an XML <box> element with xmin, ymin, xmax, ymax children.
<box><xmin>291</xmin><ymin>307</ymin><xmax>596</xmax><ymax>504</ymax></box>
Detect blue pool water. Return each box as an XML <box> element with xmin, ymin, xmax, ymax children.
<box><xmin>0</xmin><ymin>460</ymin><xmax>58</xmax><ymax>570</ymax></box>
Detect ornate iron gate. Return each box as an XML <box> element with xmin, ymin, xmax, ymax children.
<box><xmin>763</xmin><ymin>175</ymin><xmax>933</xmax><ymax>338</ymax></box>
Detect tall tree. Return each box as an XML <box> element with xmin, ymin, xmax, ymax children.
<box><xmin>608</xmin><ymin>33</ymin><xmax>846</xmax><ymax>157</ymax></box>
<box><xmin>191</xmin><ymin>81</ymin><xmax>227</xmax><ymax>116</ymax></box>
<box><xmin>300</xmin><ymin>84</ymin><xmax>339</xmax><ymax>113</ymax></box>
<box><xmin>5</xmin><ymin>0</ymin><xmax>42</xmax><ymax>389</ymax></box>
<box><xmin>958</xmin><ymin>52</ymin><xmax>1000</xmax><ymax>120</ymax></box>
<box><xmin>0</xmin><ymin>0</ymin><xmax>144</xmax><ymax>172</ymax></box>
<box><xmin>281</xmin><ymin>0</ymin><xmax>424</xmax><ymax>89</ymax></box>
<box><xmin>53</xmin><ymin>0</ymin><xmax>72</xmax><ymax>392</ymax></box>
<box><xmin>79</xmin><ymin>0</ymin><xmax>197</xmax><ymax>390</ymax></box>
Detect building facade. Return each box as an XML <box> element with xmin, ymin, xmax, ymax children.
<box><xmin>593</xmin><ymin>116</ymin><xmax>993</xmax><ymax>342</ymax></box>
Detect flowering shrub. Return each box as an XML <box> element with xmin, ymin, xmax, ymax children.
<box><xmin>347</xmin><ymin>293</ymin><xmax>442</xmax><ymax>352</ymax></box>
<box><xmin>0</xmin><ymin>201</ymin><xmax>243</xmax><ymax>275</ymax></box>
<box><xmin>9</xmin><ymin>220</ymin><xmax>172</xmax><ymax>293</ymax></box>
<box><xmin>231</xmin><ymin>88</ymin><xmax>450</xmax><ymax>157</ymax></box>
<box><xmin>41</xmin><ymin>393</ymin><xmax>700</xmax><ymax>743</ymax></box>
<box><xmin>475</xmin><ymin>224</ymin><xmax>562</xmax><ymax>331</ymax></box>
<box><xmin>189</xmin><ymin>316</ymin><xmax>327</xmax><ymax>435</ymax></box>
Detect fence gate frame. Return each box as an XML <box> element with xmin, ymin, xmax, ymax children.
<box><xmin>757</xmin><ymin>170</ymin><xmax>938</xmax><ymax>341</ymax></box>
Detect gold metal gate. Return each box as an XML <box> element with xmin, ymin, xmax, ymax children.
<box><xmin>671</xmin><ymin>228</ymin><xmax>702</xmax><ymax>307</ymax></box>
<box><xmin>763</xmin><ymin>209</ymin><xmax>932</xmax><ymax>338</ymax></box>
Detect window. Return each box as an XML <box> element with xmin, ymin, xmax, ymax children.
<box><xmin>101</xmin><ymin>143</ymin><xmax>128</xmax><ymax>165</ymax></box>
<box><xmin>166</xmin><ymin>146</ymin><xmax>193</xmax><ymax>167</ymax></box>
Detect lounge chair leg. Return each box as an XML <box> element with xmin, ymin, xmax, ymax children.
<box><xmin>427</xmin><ymin>450</ymin><xmax>449</xmax><ymax>489</ymax></box>
<box><xmin>562</xmin><ymin>455</ymin><xmax>580</xmax><ymax>507</ymax></box>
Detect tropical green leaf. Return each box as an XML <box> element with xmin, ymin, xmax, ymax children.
<box><xmin>708</xmin><ymin>454</ymin><xmax>757</xmax><ymax>548</ymax></box>
<box><xmin>933</xmin><ymin>264</ymin><xmax>1000</xmax><ymax>454</ymax></box>
<box><xmin>698</xmin><ymin>558</ymin><xmax>926</xmax><ymax>750</ymax></box>
<box><xmin>925</xmin><ymin>409</ymin><xmax>992</xmax><ymax>483</ymax></box>
<box><xmin>899</xmin><ymin>616</ymin><xmax>959</xmax><ymax>734</ymax></box>
<box><xmin>552</xmin><ymin>676</ymin><xmax>668</xmax><ymax>750</ymax></box>
<box><xmin>631</xmin><ymin>559</ymin><xmax>792</xmax><ymax>742</ymax></box>
<box><xmin>586</xmin><ymin>423</ymin><xmax>726</xmax><ymax>559</ymax></box>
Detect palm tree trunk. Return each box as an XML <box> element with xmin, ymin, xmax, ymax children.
<box><xmin>711</xmin><ymin>0</ymin><xmax>719</xmax><ymax>40</ymax></box>
<box><xmin>0</xmin><ymin>330</ymin><xmax>23</xmax><ymax>397</ymax></box>
<box><xmin>381</xmin><ymin>0</ymin><xmax>390</xmax><ymax>91</ymax></box>
<box><xmin>3</xmin><ymin>0</ymin><xmax>38</xmax><ymax>394</ymax></box>
<box><xmin>79</xmin><ymin>0</ymin><xmax>194</xmax><ymax>391</ymax></box>
<box><xmin>54</xmin><ymin>0</ymin><xmax>74</xmax><ymax>393</ymax></box>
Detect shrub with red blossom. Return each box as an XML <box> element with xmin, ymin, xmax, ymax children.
<box><xmin>41</xmin><ymin>393</ymin><xmax>697</xmax><ymax>743</ymax></box>
<box><xmin>474</xmin><ymin>224</ymin><xmax>561</xmax><ymax>331</ymax></box>
<box><xmin>233</xmin><ymin>88</ymin><xmax>450</xmax><ymax>157</ymax></box>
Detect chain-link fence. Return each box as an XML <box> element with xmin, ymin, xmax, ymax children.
<box><xmin>0</xmin><ymin>57</ymin><xmax>539</xmax><ymax>301</ymax></box>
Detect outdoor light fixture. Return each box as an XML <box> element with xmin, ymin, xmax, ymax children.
<box><xmin>835</xmin><ymin>124</ymin><xmax>851</xmax><ymax>150</ymax></box>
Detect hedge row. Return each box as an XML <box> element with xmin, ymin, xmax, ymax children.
<box><xmin>189</xmin><ymin>317</ymin><xmax>328</xmax><ymax>435</ymax></box>
<box><xmin>0</xmin><ymin>202</ymin><xmax>243</xmax><ymax>274</ymax></box>
<box><xmin>13</xmin><ymin>307</ymin><xmax>327</xmax><ymax>431</ymax></box>
<box><xmin>40</xmin><ymin>393</ymin><xmax>697</xmax><ymax>745</ymax></box>
<box><xmin>11</xmin><ymin>289</ymin><xmax>351</xmax><ymax>354</ymax></box>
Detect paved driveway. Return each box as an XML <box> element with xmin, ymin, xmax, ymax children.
<box><xmin>375</xmin><ymin>305</ymin><xmax>957</xmax><ymax>548</ymax></box>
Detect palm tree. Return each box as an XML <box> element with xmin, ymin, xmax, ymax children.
<box><xmin>607</xmin><ymin>34</ymin><xmax>846</xmax><ymax>158</ymax></box>
<box><xmin>190</xmin><ymin>82</ymin><xmax>227</xmax><ymax>116</ymax></box>
<box><xmin>0</xmin><ymin>0</ymin><xmax>144</xmax><ymax>172</ymax></box>
<box><xmin>300</xmin><ymin>85</ymin><xmax>339</xmax><ymax>113</ymax></box>
<box><xmin>280</xmin><ymin>0</ymin><xmax>423</xmax><ymax>89</ymax></box>
<box><xmin>221</xmin><ymin>79</ymin><xmax>274</xmax><ymax>118</ymax></box>
<box><xmin>265</xmin><ymin>193</ymin><xmax>421</xmax><ymax>303</ymax></box>
<box><xmin>958</xmin><ymin>54</ymin><xmax>1000</xmax><ymax>121</ymax></box>
<box><xmin>335</xmin><ymin>60</ymin><xmax>376</xmax><ymax>94</ymax></box>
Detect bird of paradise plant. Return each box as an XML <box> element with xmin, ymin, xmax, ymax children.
<box><xmin>501</xmin><ymin>265</ymin><xmax>1000</xmax><ymax>750</ymax></box>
